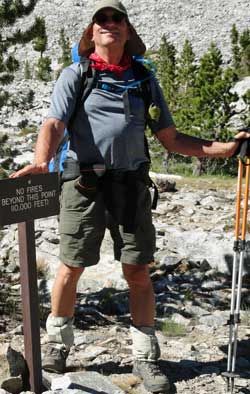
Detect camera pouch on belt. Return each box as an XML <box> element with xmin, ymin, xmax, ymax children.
<box><xmin>61</xmin><ymin>158</ymin><xmax>81</xmax><ymax>182</ymax></box>
<box><xmin>74</xmin><ymin>164</ymin><xmax>106</xmax><ymax>197</ymax></box>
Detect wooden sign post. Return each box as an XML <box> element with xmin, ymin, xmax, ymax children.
<box><xmin>0</xmin><ymin>173</ymin><xmax>60</xmax><ymax>394</ymax></box>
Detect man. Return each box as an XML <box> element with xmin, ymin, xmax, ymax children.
<box><xmin>11</xmin><ymin>0</ymin><xmax>249</xmax><ymax>393</ymax></box>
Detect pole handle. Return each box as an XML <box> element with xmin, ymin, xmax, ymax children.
<box><xmin>241</xmin><ymin>158</ymin><xmax>250</xmax><ymax>239</ymax></box>
<box><xmin>235</xmin><ymin>160</ymin><xmax>243</xmax><ymax>239</ymax></box>
<box><xmin>234</xmin><ymin>128</ymin><xmax>250</xmax><ymax>162</ymax></box>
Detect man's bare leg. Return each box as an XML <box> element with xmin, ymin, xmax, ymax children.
<box><xmin>122</xmin><ymin>263</ymin><xmax>155</xmax><ymax>326</ymax></box>
<box><xmin>51</xmin><ymin>263</ymin><xmax>85</xmax><ymax>317</ymax></box>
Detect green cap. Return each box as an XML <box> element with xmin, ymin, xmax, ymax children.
<box><xmin>92</xmin><ymin>0</ymin><xmax>128</xmax><ymax>20</ymax></box>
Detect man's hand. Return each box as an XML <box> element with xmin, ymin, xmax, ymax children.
<box><xmin>230</xmin><ymin>130</ymin><xmax>250</xmax><ymax>157</ymax></box>
<box><xmin>9</xmin><ymin>162</ymin><xmax>49</xmax><ymax>178</ymax></box>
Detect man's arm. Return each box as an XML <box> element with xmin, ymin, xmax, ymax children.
<box><xmin>156</xmin><ymin>125</ymin><xmax>249</xmax><ymax>158</ymax></box>
<box><xmin>10</xmin><ymin>118</ymin><xmax>65</xmax><ymax>178</ymax></box>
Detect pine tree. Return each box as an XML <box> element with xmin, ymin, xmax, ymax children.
<box><xmin>0</xmin><ymin>0</ymin><xmax>42</xmax><ymax>108</ymax></box>
<box><xmin>33</xmin><ymin>17</ymin><xmax>47</xmax><ymax>56</ymax></box>
<box><xmin>33</xmin><ymin>17</ymin><xmax>51</xmax><ymax>81</ymax></box>
<box><xmin>239</xmin><ymin>28</ymin><xmax>250</xmax><ymax>76</ymax></box>
<box><xmin>193</xmin><ymin>44</ymin><xmax>237</xmax><ymax>137</ymax></box>
<box><xmin>193</xmin><ymin>43</ymin><xmax>223</xmax><ymax>136</ymax></box>
<box><xmin>58</xmin><ymin>28</ymin><xmax>71</xmax><ymax>68</ymax></box>
<box><xmin>36</xmin><ymin>56</ymin><xmax>51</xmax><ymax>81</ymax></box>
<box><xmin>174</xmin><ymin>40</ymin><xmax>198</xmax><ymax>134</ymax></box>
<box><xmin>176</xmin><ymin>40</ymin><xmax>197</xmax><ymax>92</ymax></box>
<box><xmin>156</xmin><ymin>35</ymin><xmax>177</xmax><ymax>112</ymax></box>
<box><xmin>242</xmin><ymin>89</ymin><xmax>250</xmax><ymax>127</ymax></box>
<box><xmin>149</xmin><ymin>36</ymin><xmax>178</xmax><ymax>172</ymax></box>
<box><xmin>231</xmin><ymin>25</ymin><xmax>250</xmax><ymax>78</ymax></box>
<box><xmin>230</xmin><ymin>24</ymin><xmax>241</xmax><ymax>73</ymax></box>
<box><xmin>191</xmin><ymin>43</ymin><xmax>238</xmax><ymax>174</ymax></box>
<box><xmin>24</xmin><ymin>60</ymin><xmax>31</xmax><ymax>79</ymax></box>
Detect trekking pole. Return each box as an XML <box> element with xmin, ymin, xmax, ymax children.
<box><xmin>222</xmin><ymin>134</ymin><xmax>250</xmax><ymax>393</ymax></box>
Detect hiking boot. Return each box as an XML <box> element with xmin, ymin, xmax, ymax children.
<box><xmin>133</xmin><ymin>359</ymin><xmax>170</xmax><ymax>393</ymax></box>
<box><xmin>42</xmin><ymin>343</ymin><xmax>69</xmax><ymax>373</ymax></box>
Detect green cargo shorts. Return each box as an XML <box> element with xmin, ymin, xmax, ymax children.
<box><xmin>59</xmin><ymin>172</ymin><xmax>156</xmax><ymax>267</ymax></box>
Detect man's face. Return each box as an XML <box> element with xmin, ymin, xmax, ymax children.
<box><xmin>91</xmin><ymin>8</ymin><xmax>130</xmax><ymax>50</ymax></box>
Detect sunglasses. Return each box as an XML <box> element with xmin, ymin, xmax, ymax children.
<box><xmin>93</xmin><ymin>11</ymin><xmax>126</xmax><ymax>25</ymax></box>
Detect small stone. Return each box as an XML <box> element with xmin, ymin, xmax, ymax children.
<box><xmin>78</xmin><ymin>345</ymin><xmax>108</xmax><ymax>360</ymax></box>
<box><xmin>201</xmin><ymin>280</ymin><xmax>223</xmax><ymax>290</ymax></box>
<box><xmin>51</xmin><ymin>371</ymin><xmax>123</xmax><ymax>393</ymax></box>
<box><xmin>10</xmin><ymin>325</ymin><xmax>23</xmax><ymax>335</ymax></box>
<box><xmin>1</xmin><ymin>376</ymin><xmax>23</xmax><ymax>394</ymax></box>
<box><xmin>199</xmin><ymin>311</ymin><xmax>228</xmax><ymax>327</ymax></box>
<box><xmin>171</xmin><ymin>313</ymin><xmax>190</xmax><ymax>326</ymax></box>
<box><xmin>200</xmin><ymin>259</ymin><xmax>212</xmax><ymax>272</ymax></box>
<box><xmin>160</xmin><ymin>256</ymin><xmax>181</xmax><ymax>271</ymax></box>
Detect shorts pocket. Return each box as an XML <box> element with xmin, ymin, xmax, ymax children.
<box><xmin>59</xmin><ymin>216</ymin><xmax>81</xmax><ymax>236</ymax></box>
<box><xmin>60</xmin><ymin>180</ymin><xmax>94</xmax><ymax>211</ymax></box>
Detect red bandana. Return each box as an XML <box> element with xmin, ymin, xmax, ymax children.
<box><xmin>89</xmin><ymin>51</ymin><xmax>131</xmax><ymax>78</ymax></box>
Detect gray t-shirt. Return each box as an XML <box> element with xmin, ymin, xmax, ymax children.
<box><xmin>47</xmin><ymin>62</ymin><xmax>174</xmax><ymax>170</ymax></box>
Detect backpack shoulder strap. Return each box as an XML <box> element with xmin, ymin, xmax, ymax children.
<box><xmin>131</xmin><ymin>58</ymin><xmax>150</xmax><ymax>78</ymax></box>
<box><xmin>131</xmin><ymin>58</ymin><xmax>159</xmax><ymax>209</ymax></box>
<box><xmin>67</xmin><ymin>58</ymin><xmax>98</xmax><ymax>132</ymax></box>
<box><xmin>131</xmin><ymin>59</ymin><xmax>153</xmax><ymax>160</ymax></box>
<box><xmin>131</xmin><ymin>59</ymin><xmax>152</xmax><ymax>109</ymax></box>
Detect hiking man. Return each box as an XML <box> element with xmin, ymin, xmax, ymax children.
<box><xmin>11</xmin><ymin>0</ymin><xmax>250</xmax><ymax>392</ymax></box>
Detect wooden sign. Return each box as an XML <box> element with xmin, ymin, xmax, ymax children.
<box><xmin>0</xmin><ymin>172</ymin><xmax>60</xmax><ymax>393</ymax></box>
<box><xmin>0</xmin><ymin>173</ymin><xmax>60</xmax><ymax>225</ymax></box>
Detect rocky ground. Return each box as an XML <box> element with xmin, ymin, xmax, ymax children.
<box><xmin>2</xmin><ymin>177</ymin><xmax>250</xmax><ymax>393</ymax></box>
